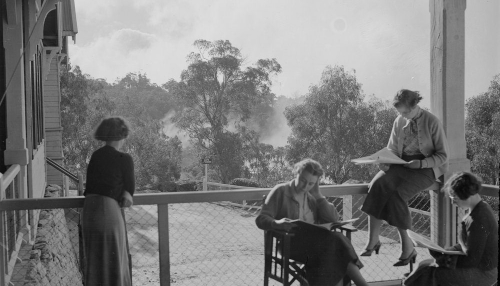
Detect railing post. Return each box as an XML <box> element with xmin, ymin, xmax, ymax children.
<box><xmin>77</xmin><ymin>173</ymin><xmax>84</xmax><ymax>196</ymax></box>
<box><xmin>0</xmin><ymin>210</ymin><xmax>6</xmax><ymax>286</ymax></box>
<box><xmin>342</xmin><ymin>195</ymin><xmax>352</xmax><ymax>220</ymax></box>
<box><xmin>158</xmin><ymin>204</ymin><xmax>170</xmax><ymax>286</ymax></box>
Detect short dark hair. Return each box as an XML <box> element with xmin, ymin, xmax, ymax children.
<box><xmin>94</xmin><ymin>117</ymin><xmax>130</xmax><ymax>141</ymax></box>
<box><xmin>392</xmin><ymin>89</ymin><xmax>423</xmax><ymax>108</ymax></box>
<box><xmin>293</xmin><ymin>158</ymin><xmax>324</xmax><ymax>177</ymax></box>
<box><xmin>443</xmin><ymin>172</ymin><xmax>482</xmax><ymax>200</ymax></box>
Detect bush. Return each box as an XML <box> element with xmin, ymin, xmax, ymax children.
<box><xmin>230</xmin><ymin>178</ymin><xmax>260</xmax><ymax>188</ymax></box>
<box><xmin>158</xmin><ymin>181</ymin><xmax>178</xmax><ymax>192</ymax></box>
<box><xmin>176</xmin><ymin>180</ymin><xmax>198</xmax><ymax>192</ymax></box>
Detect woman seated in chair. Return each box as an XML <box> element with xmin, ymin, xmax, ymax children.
<box><xmin>404</xmin><ymin>172</ymin><xmax>498</xmax><ymax>286</ymax></box>
<box><xmin>256</xmin><ymin>158</ymin><xmax>368</xmax><ymax>286</ymax></box>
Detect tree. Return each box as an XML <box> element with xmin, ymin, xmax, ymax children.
<box><xmin>285</xmin><ymin>65</ymin><xmax>392</xmax><ymax>183</ymax></box>
<box><xmin>61</xmin><ymin>67</ymin><xmax>182</xmax><ymax>190</ymax></box>
<box><xmin>466</xmin><ymin>74</ymin><xmax>500</xmax><ymax>184</ymax></box>
<box><xmin>60</xmin><ymin>64</ymin><xmax>110</xmax><ymax>174</ymax></box>
<box><xmin>168</xmin><ymin>40</ymin><xmax>281</xmax><ymax>183</ymax></box>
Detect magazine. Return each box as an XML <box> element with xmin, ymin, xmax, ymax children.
<box><xmin>291</xmin><ymin>218</ymin><xmax>358</xmax><ymax>232</ymax></box>
<box><xmin>351</xmin><ymin>148</ymin><xmax>408</xmax><ymax>165</ymax></box>
<box><xmin>407</xmin><ymin>230</ymin><xmax>465</xmax><ymax>255</ymax></box>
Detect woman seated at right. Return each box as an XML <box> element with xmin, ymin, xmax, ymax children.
<box><xmin>404</xmin><ymin>172</ymin><xmax>498</xmax><ymax>286</ymax></box>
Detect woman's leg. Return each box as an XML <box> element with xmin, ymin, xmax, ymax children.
<box><xmin>398</xmin><ymin>227</ymin><xmax>415</xmax><ymax>259</ymax></box>
<box><xmin>365</xmin><ymin>214</ymin><xmax>383</xmax><ymax>249</ymax></box>
<box><xmin>346</xmin><ymin>262</ymin><xmax>369</xmax><ymax>286</ymax></box>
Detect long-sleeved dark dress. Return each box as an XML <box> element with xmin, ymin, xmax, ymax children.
<box><xmin>83</xmin><ymin>145</ymin><xmax>135</xmax><ymax>286</ymax></box>
<box><xmin>404</xmin><ymin>200</ymin><xmax>498</xmax><ymax>286</ymax></box>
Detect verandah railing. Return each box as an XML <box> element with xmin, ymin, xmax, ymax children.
<box><xmin>0</xmin><ymin>184</ymin><xmax>498</xmax><ymax>285</ymax></box>
<box><xmin>0</xmin><ymin>164</ymin><xmax>22</xmax><ymax>286</ymax></box>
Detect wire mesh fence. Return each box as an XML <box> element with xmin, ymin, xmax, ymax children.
<box><xmin>1</xmin><ymin>187</ymin><xmax>454</xmax><ymax>286</ymax></box>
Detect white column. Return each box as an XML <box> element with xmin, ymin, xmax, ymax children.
<box><xmin>429</xmin><ymin>0</ymin><xmax>469</xmax><ymax>247</ymax></box>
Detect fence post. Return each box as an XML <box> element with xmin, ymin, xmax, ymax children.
<box><xmin>158</xmin><ymin>204</ymin><xmax>170</xmax><ymax>286</ymax></box>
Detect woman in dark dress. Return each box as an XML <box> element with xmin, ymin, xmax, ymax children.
<box><xmin>256</xmin><ymin>159</ymin><xmax>368</xmax><ymax>286</ymax></box>
<box><xmin>360</xmin><ymin>90</ymin><xmax>449</xmax><ymax>267</ymax></box>
<box><xmin>404</xmin><ymin>172</ymin><xmax>498</xmax><ymax>286</ymax></box>
<box><xmin>82</xmin><ymin>117</ymin><xmax>135</xmax><ymax>286</ymax></box>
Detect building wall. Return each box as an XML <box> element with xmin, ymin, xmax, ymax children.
<box><xmin>44</xmin><ymin>57</ymin><xmax>64</xmax><ymax>187</ymax></box>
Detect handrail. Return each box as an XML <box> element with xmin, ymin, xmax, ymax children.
<box><xmin>0</xmin><ymin>184</ymin><xmax>369</xmax><ymax>210</ymax></box>
<box><xmin>0</xmin><ymin>164</ymin><xmax>21</xmax><ymax>195</ymax></box>
<box><xmin>46</xmin><ymin>157</ymin><xmax>78</xmax><ymax>183</ymax></box>
<box><xmin>0</xmin><ymin>183</ymin><xmax>497</xmax><ymax>212</ymax></box>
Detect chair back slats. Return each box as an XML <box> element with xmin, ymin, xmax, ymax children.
<box><xmin>261</xmin><ymin>194</ymin><xmax>355</xmax><ymax>286</ymax></box>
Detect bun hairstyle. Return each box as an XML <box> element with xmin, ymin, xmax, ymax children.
<box><xmin>392</xmin><ymin>89</ymin><xmax>423</xmax><ymax>108</ymax></box>
<box><xmin>94</xmin><ymin>117</ymin><xmax>130</xmax><ymax>142</ymax></box>
<box><xmin>293</xmin><ymin>158</ymin><xmax>324</xmax><ymax>177</ymax></box>
<box><xmin>443</xmin><ymin>172</ymin><xmax>482</xmax><ymax>200</ymax></box>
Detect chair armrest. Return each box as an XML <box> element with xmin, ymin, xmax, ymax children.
<box><xmin>337</xmin><ymin>224</ymin><xmax>358</xmax><ymax>232</ymax></box>
<box><xmin>267</xmin><ymin>229</ymin><xmax>295</xmax><ymax>237</ymax></box>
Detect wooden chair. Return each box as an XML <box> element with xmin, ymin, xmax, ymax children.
<box><xmin>262</xmin><ymin>196</ymin><xmax>357</xmax><ymax>286</ymax></box>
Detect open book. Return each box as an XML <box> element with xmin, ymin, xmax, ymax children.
<box><xmin>291</xmin><ymin>218</ymin><xmax>358</xmax><ymax>232</ymax></box>
<box><xmin>351</xmin><ymin>148</ymin><xmax>408</xmax><ymax>165</ymax></box>
<box><xmin>407</xmin><ymin>230</ymin><xmax>465</xmax><ymax>255</ymax></box>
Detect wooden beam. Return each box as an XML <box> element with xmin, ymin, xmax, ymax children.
<box><xmin>158</xmin><ymin>204</ymin><xmax>170</xmax><ymax>286</ymax></box>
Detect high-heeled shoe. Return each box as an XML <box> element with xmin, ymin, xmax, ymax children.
<box><xmin>360</xmin><ymin>241</ymin><xmax>382</xmax><ymax>256</ymax></box>
<box><xmin>393</xmin><ymin>249</ymin><xmax>417</xmax><ymax>267</ymax></box>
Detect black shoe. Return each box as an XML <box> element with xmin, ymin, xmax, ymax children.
<box><xmin>360</xmin><ymin>241</ymin><xmax>382</xmax><ymax>256</ymax></box>
<box><xmin>393</xmin><ymin>249</ymin><xmax>417</xmax><ymax>267</ymax></box>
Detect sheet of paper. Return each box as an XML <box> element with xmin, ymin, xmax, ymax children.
<box><xmin>351</xmin><ymin>148</ymin><xmax>408</xmax><ymax>165</ymax></box>
<box><xmin>407</xmin><ymin>230</ymin><xmax>465</xmax><ymax>255</ymax></box>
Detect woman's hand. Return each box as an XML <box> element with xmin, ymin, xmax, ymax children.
<box><xmin>308</xmin><ymin>181</ymin><xmax>324</xmax><ymax>200</ymax></box>
<box><xmin>274</xmin><ymin>218</ymin><xmax>297</xmax><ymax>232</ymax></box>
<box><xmin>378</xmin><ymin>163</ymin><xmax>390</xmax><ymax>172</ymax></box>
<box><xmin>120</xmin><ymin>191</ymin><xmax>134</xmax><ymax>208</ymax></box>
<box><xmin>404</xmin><ymin>160</ymin><xmax>422</xmax><ymax>169</ymax></box>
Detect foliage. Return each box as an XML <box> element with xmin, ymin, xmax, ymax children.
<box><xmin>167</xmin><ymin>40</ymin><xmax>281</xmax><ymax>183</ymax></box>
<box><xmin>240</xmin><ymin>129</ymin><xmax>293</xmax><ymax>187</ymax></box>
<box><xmin>60</xmin><ymin>64</ymin><xmax>110</xmax><ymax>174</ymax></box>
<box><xmin>229</xmin><ymin>178</ymin><xmax>260</xmax><ymax>188</ymax></box>
<box><xmin>465</xmin><ymin>74</ymin><xmax>500</xmax><ymax>184</ymax></box>
<box><xmin>284</xmin><ymin>65</ymin><xmax>395</xmax><ymax>183</ymax></box>
<box><xmin>61</xmin><ymin>66</ymin><xmax>182</xmax><ymax>190</ymax></box>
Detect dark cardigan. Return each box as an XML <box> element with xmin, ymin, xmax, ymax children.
<box><xmin>451</xmin><ymin>200</ymin><xmax>498</xmax><ymax>271</ymax></box>
<box><xmin>85</xmin><ymin>145</ymin><xmax>135</xmax><ymax>202</ymax></box>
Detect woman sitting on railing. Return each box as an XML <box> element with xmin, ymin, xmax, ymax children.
<box><xmin>360</xmin><ymin>89</ymin><xmax>449</xmax><ymax>267</ymax></box>
<box><xmin>256</xmin><ymin>158</ymin><xmax>368</xmax><ymax>286</ymax></box>
<box><xmin>404</xmin><ymin>172</ymin><xmax>498</xmax><ymax>286</ymax></box>
<box><xmin>82</xmin><ymin>117</ymin><xmax>135</xmax><ymax>286</ymax></box>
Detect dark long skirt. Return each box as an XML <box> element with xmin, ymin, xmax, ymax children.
<box><xmin>82</xmin><ymin>194</ymin><xmax>132</xmax><ymax>286</ymax></box>
<box><xmin>290</xmin><ymin>229</ymin><xmax>364</xmax><ymax>286</ymax></box>
<box><xmin>361</xmin><ymin>155</ymin><xmax>435</xmax><ymax>230</ymax></box>
<box><xmin>404</xmin><ymin>258</ymin><xmax>498</xmax><ymax>286</ymax></box>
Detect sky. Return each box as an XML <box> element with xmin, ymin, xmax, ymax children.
<box><xmin>69</xmin><ymin>0</ymin><xmax>499</xmax><ymax>109</ymax></box>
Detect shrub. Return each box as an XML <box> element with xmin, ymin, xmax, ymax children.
<box><xmin>230</xmin><ymin>178</ymin><xmax>260</xmax><ymax>188</ymax></box>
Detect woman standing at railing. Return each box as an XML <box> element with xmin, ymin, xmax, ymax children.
<box><xmin>404</xmin><ymin>172</ymin><xmax>498</xmax><ymax>286</ymax></box>
<box><xmin>82</xmin><ymin>117</ymin><xmax>135</xmax><ymax>286</ymax></box>
<box><xmin>256</xmin><ymin>159</ymin><xmax>369</xmax><ymax>286</ymax></box>
<box><xmin>360</xmin><ymin>89</ymin><xmax>449</xmax><ymax>267</ymax></box>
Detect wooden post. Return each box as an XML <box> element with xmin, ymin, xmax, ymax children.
<box><xmin>429</xmin><ymin>0</ymin><xmax>469</xmax><ymax>247</ymax></box>
<box><xmin>77</xmin><ymin>173</ymin><xmax>84</xmax><ymax>196</ymax></box>
<box><xmin>158</xmin><ymin>204</ymin><xmax>170</xmax><ymax>286</ymax></box>
<box><xmin>0</xmin><ymin>210</ymin><xmax>6</xmax><ymax>286</ymax></box>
